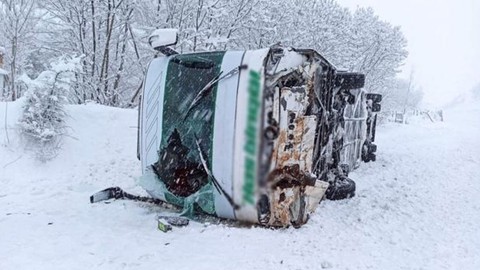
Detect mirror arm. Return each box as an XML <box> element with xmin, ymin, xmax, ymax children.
<box><xmin>156</xmin><ymin>46</ymin><xmax>178</xmax><ymax>56</ymax></box>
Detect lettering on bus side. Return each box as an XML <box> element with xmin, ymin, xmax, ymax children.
<box><xmin>243</xmin><ymin>70</ymin><xmax>261</xmax><ymax>205</ymax></box>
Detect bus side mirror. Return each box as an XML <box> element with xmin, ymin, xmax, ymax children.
<box><xmin>148</xmin><ymin>28</ymin><xmax>178</xmax><ymax>56</ymax></box>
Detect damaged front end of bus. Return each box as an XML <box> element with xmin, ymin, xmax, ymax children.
<box><xmin>93</xmin><ymin>29</ymin><xmax>379</xmax><ymax>228</ymax></box>
<box><xmin>255</xmin><ymin>47</ymin><xmax>367</xmax><ymax>226</ymax></box>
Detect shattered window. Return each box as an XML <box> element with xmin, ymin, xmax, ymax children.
<box><xmin>150</xmin><ymin>51</ymin><xmax>225</xmax><ymax>214</ymax></box>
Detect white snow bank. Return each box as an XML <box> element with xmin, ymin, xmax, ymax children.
<box><xmin>0</xmin><ymin>99</ymin><xmax>479</xmax><ymax>270</ymax></box>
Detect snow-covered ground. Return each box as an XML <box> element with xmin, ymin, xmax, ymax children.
<box><xmin>1</xmin><ymin>99</ymin><xmax>479</xmax><ymax>270</ymax></box>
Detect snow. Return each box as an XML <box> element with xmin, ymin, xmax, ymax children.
<box><xmin>1</xmin><ymin>99</ymin><xmax>480</xmax><ymax>270</ymax></box>
<box><xmin>0</xmin><ymin>68</ymin><xmax>8</xmax><ymax>75</ymax></box>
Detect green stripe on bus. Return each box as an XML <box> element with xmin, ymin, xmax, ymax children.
<box><xmin>243</xmin><ymin>70</ymin><xmax>261</xmax><ymax>205</ymax></box>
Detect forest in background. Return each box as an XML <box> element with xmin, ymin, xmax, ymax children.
<box><xmin>0</xmin><ymin>0</ymin><xmax>422</xmax><ymax>110</ymax></box>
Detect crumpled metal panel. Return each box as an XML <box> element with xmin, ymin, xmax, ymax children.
<box><xmin>261</xmin><ymin>50</ymin><xmax>330</xmax><ymax>227</ymax></box>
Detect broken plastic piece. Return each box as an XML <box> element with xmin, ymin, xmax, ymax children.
<box><xmin>158</xmin><ymin>216</ymin><xmax>190</xmax><ymax>227</ymax></box>
<box><xmin>157</xmin><ymin>218</ymin><xmax>173</xmax><ymax>232</ymax></box>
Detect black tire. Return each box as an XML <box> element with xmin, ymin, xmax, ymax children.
<box><xmin>363</xmin><ymin>153</ymin><xmax>376</xmax><ymax>163</ymax></box>
<box><xmin>325</xmin><ymin>177</ymin><xmax>356</xmax><ymax>200</ymax></box>
<box><xmin>362</xmin><ymin>142</ymin><xmax>377</xmax><ymax>162</ymax></box>
<box><xmin>371</xmin><ymin>103</ymin><xmax>381</xmax><ymax>112</ymax></box>
<box><xmin>339</xmin><ymin>164</ymin><xmax>351</xmax><ymax>176</ymax></box>
<box><xmin>366</xmin><ymin>93</ymin><xmax>383</xmax><ymax>103</ymax></box>
<box><xmin>335</xmin><ymin>72</ymin><xmax>365</xmax><ymax>89</ymax></box>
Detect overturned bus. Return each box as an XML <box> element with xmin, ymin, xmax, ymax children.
<box><xmin>88</xmin><ymin>29</ymin><xmax>381</xmax><ymax>228</ymax></box>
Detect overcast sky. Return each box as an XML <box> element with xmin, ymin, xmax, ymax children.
<box><xmin>336</xmin><ymin>0</ymin><xmax>480</xmax><ymax>107</ymax></box>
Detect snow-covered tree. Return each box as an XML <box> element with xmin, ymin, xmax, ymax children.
<box><xmin>347</xmin><ymin>7</ymin><xmax>408</xmax><ymax>95</ymax></box>
<box><xmin>0</xmin><ymin>0</ymin><xmax>39</xmax><ymax>101</ymax></box>
<box><xmin>1</xmin><ymin>0</ymin><xmax>408</xmax><ymax>110</ymax></box>
<box><xmin>382</xmin><ymin>76</ymin><xmax>424</xmax><ymax>112</ymax></box>
<box><xmin>39</xmin><ymin>0</ymin><xmax>143</xmax><ymax>106</ymax></box>
<box><xmin>18</xmin><ymin>56</ymin><xmax>80</xmax><ymax>161</ymax></box>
